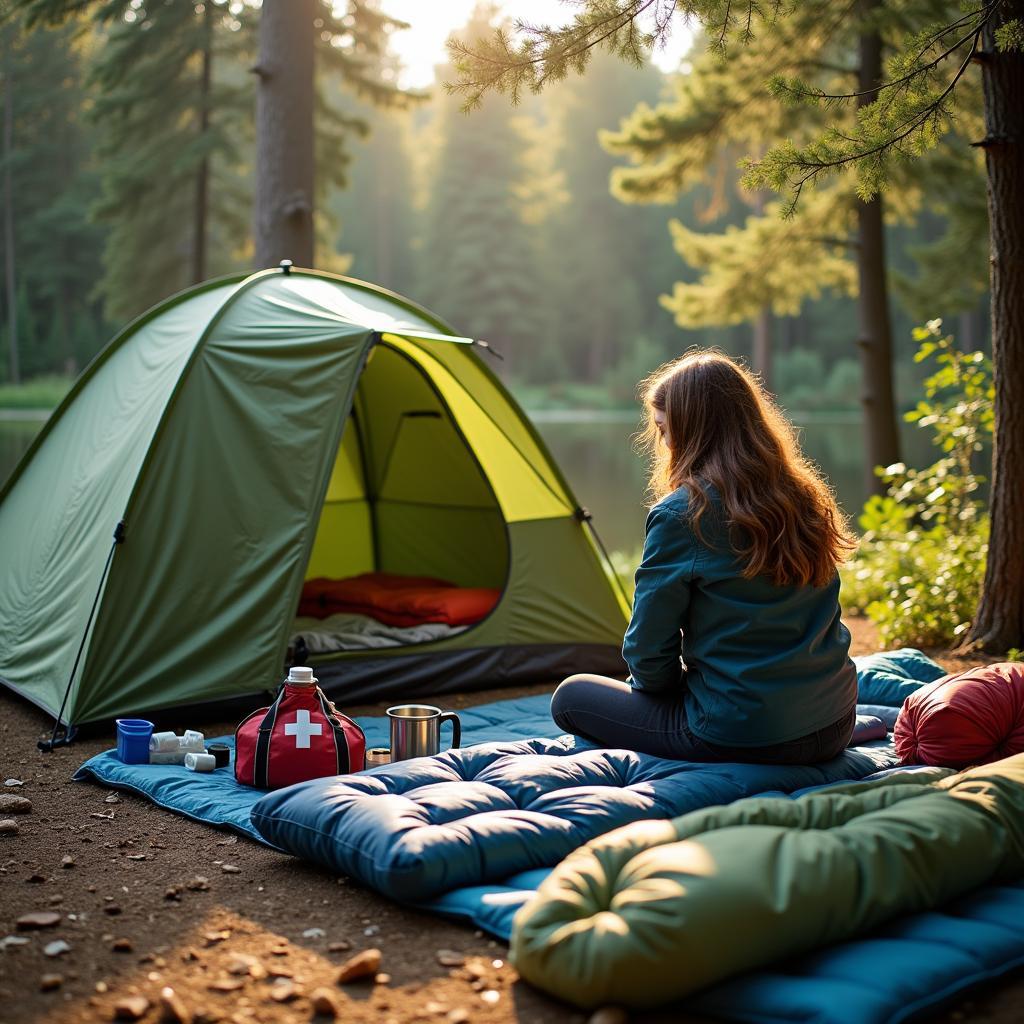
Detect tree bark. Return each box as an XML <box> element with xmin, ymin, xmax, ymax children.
<box><xmin>192</xmin><ymin>0</ymin><xmax>213</xmax><ymax>284</ymax></box>
<box><xmin>965</xmin><ymin>4</ymin><xmax>1024</xmax><ymax>653</ymax></box>
<box><xmin>752</xmin><ymin>308</ymin><xmax>773</xmax><ymax>392</ymax></box>
<box><xmin>855</xmin><ymin>0</ymin><xmax>900</xmax><ymax>494</ymax></box>
<box><xmin>750</xmin><ymin>190</ymin><xmax>773</xmax><ymax>391</ymax></box>
<box><xmin>2</xmin><ymin>33</ymin><xmax>18</xmax><ymax>386</ymax></box>
<box><xmin>253</xmin><ymin>0</ymin><xmax>316</xmax><ymax>269</ymax></box>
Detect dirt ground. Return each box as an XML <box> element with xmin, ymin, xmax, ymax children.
<box><xmin>1</xmin><ymin>616</ymin><xmax>1020</xmax><ymax>1024</ymax></box>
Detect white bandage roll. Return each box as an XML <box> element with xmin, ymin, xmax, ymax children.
<box><xmin>150</xmin><ymin>731</ymin><xmax>179</xmax><ymax>752</ymax></box>
<box><xmin>149</xmin><ymin>751</ymin><xmax>186</xmax><ymax>765</ymax></box>
<box><xmin>180</xmin><ymin>730</ymin><xmax>206</xmax><ymax>752</ymax></box>
<box><xmin>184</xmin><ymin>752</ymin><xmax>216</xmax><ymax>772</ymax></box>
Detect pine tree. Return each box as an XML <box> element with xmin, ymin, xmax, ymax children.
<box><xmin>416</xmin><ymin>8</ymin><xmax>546</xmax><ymax>377</ymax></box>
<box><xmin>252</xmin><ymin>0</ymin><xmax>416</xmax><ymax>268</ymax></box>
<box><xmin>87</xmin><ymin>0</ymin><xmax>252</xmax><ymax>321</ymax></box>
<box><xmin>539</xmin><ymin>50</ymin><xmax>683</xmax><ymax>385</ymax></box>
<box><xmin>0</xmin><ymin>4</ymin><xmax>106</xmax><ymax>380</ymax></box>
<box><xmin>600</xmin><ymin>5</ymin><xmax>933</xmax><ymax>482</ymax></box>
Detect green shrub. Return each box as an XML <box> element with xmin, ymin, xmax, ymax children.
<box><xmin>843</xmin><ymin>321</ymin><xmax>992</xmax><ymax>648</ymax></box>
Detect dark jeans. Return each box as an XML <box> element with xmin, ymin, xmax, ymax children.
<box><xmin>550</xmin><ymin>673</ymin><xmax>856</xmax><ymax>764</ymax></box>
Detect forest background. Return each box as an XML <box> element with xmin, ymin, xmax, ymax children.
<box><xmin>0</xmin><ymin>0</ymin><xmax>989</xmax><ymax>418</ymax></box>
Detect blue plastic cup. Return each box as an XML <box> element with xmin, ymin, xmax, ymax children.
<box><xmin>116</xmin><ymin>718</ymin><xmax>154</xmax><ymax>764</ymax></box>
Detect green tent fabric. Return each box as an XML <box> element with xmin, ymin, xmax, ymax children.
<box><xmin>510</xmin><ymin>756</ymin><xmax>1024</xmax><ymax>1009</ymax></box>
<box><xmin>0</xmin><ymin>267</ymin><xmax>630</xmax><ymax>727</ymax></box>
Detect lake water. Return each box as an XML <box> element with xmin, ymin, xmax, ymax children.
<box><xmin>0</xmin><ymin>411</ymin><xmax>935</xmax><ymax>557</ymax></box>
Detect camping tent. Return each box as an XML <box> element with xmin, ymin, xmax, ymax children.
<box><xmin>0</xmin><ymin>265</ymin><xmax>630</xmax><ymax>729</ymax></box>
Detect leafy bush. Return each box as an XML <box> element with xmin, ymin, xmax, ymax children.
<box><xmin>842</xmin><ymin>321</ymin><xmax>992</xmax><ymax>648</ymax></box>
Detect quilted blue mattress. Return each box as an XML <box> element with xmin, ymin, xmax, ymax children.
<box><xmin>251</xmin><ymin>735</ymin><xmax>900</xmax><ymax>901</ymax></box>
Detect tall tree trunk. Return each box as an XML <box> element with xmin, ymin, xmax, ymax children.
<box><xmin>965</xmin><ymin>5</ymin><xmax>1024</xmax><ymax>653</ymax></box>
<box><xmin>2</xmin><ymin>34</ymin><xmax>18</xmax><ymax>386</ymax></box>
<box><xmin>750</xmin><ymin>190</ymin><xmax>773</xmax><ymax>391</ymax></box>
<box><xmin>192</xmin><ymin>0</ymin><xmax>213</xmax><ymax>284</ymax></box>
<box><xmin>958</xmin><ymin>308</ymin><xmax>978</xmax><ymax>351</ymax></box>
<box><xmin>253</xmin><ymin>0</ymin><xmax>315</xmax><ymax>269</ymax></box>
<box><xmin>752</xmin><ymin>309</ymin><xmax>773</xmax><ymax>392</ymax></box>
<box><xmin>855</xmin><ymin>0</ymin><xmax>900</xmax><ymax>494</ymax></box>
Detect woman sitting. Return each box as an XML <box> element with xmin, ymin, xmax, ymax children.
<box><xmin>551</xmin><ymin>350</ymin><xmax>858</xmax><ymax>764</ymax></box>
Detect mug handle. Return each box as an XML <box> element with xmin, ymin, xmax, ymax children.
<box><xmin>440</xmin><ymin>711</ymin><xmax>461</xmax><ymax>750</ymax></box>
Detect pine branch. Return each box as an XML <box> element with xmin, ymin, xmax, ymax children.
<box><xmin>445</xmin><ymin>1</ymin><xmax>781</xmax><ymax>110</ymax></box>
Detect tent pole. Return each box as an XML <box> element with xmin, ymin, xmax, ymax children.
<box><xmin>38</xmin><ymin>520</ymin><xmax>126</xmax><ymax>752</ymax></box>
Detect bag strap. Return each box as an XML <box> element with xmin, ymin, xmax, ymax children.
<box><xmin>253</xmin><ymin>687</ymin><xmax>285</xmax><ymax>788</ymax></box>
<box><xmin>316</xmin><ymin>687</ymin><xmax>350</xmax><ymax>776</ymax></box>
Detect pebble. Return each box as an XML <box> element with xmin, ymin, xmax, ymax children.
<box><xmin>479</xmin><ymin>990</ymin><xmax>500</xmax><ymax>1005</ymax></box>
<box><xmin>4</xmin><ymin>778</ymin><xmax>24</xmax><ymax>786</ymax></box>
<box><xmin>220</xmin><ymin>864</ymin><xmax>241</xmax><ymax>874</ymax></box>
<box><xmin>447</xmin><ymin>1010</ymin><xmax>470</xmax><ymax>1024</ymax></box>
<box><xmin>160</xmin><ymin>985</ymin><xmax>192</xmax><ymax>1024</ymax></box>
<box><xmin>104</xmin><ymin>794</ymin><xmax>121</xmax><ymax>804</ymax></box>
<box><xmin>0</xmin><ymin>819</ymin><xmax>18</xmax><ymax>836</ymax></box>
<box><xmin>113</xmin><ymin>995</ymin><xmax>151</xmax><ymax>1020</ymax></box>
<box><xmin>268</xmin><ymin>980</ymin><xmax>298</xmax><ymax>1002</ymax></box>
<box><xmin>336</xmin><ymin>947</ymin><xmax>381</xmax><ymax>984</ymax></box>
<box><xmin>0</xmin><ymin>794</ymin><xmax>31</xmax><ymax>813</ymax></box>
<box><xmin>375</xmin><ymin>973</ymin><xmax>391</xmax><ymax>985</ymax></box>
<box><xmin>16</xmin><ymin>911</ymin><xmax>61</xmax><ymax>930</ymax></box>
<box><xmin>226</xmin><ymin>953</ymin><xmax>266</xmax><ymax>979</ymax></box>
<box><xmin>302</xmin><ymin>927</ymin><xmax>326</xmax><ymax>939</ymax></box>
<box><xmin>112</xmin><ymin>938</ymin><xmax>133</xmax><ymax>953</ymax></box>
<box><xmin>61</xmin><ymin>855</ymin><xmax>75</xmax><ymax>868</ymax></box>
<box><xmin>186</xmin><ymin>876</ymin><xmax>210</xmax><ymax>891</ymax></box>
<box><xmin>425</xmin><ymin>1002</ymin><xmax>448</xmax><ymax>1015</ymax></box>
<box><xmin>587</xmin><ymin>1009</ymin><xmax>628</xmax><ymax>1024</ymax></box>
<box><xmin>436</xmin><ymin>949</ymin><xmax>465</xmax><ymax>967</ymax></box>
<box><xmin>43</xmin><ymin>939</ymin><xmax>71</xmax><ymax>957</ymax></box>
<box><xmin>266</xmin><ymin>965</ymin><xmax>292</xmax><ymax>979</ymax></box>
<box><xmin>327</xmin><ymin>940</ymin><xmax>351</xmax><ymax>953</ymax></box>
<box><xmin>309</xmin><ymin>987</ymin><xmax>340</xmax><ymax>1016</ymax></box>
<box><xmin>207</xmin><ymin>978</ymin><xmax>245</xmax><ymax>993</ymax></box>
<box><xmin>203</xmin><ymin>930</ymin><xmax>230</xmax><ymax>945</ymax></box>
<box><xmin>464</xmin><ymin>962</ymin><xmax>485</xmax><ymax>981</ymax></box>
<box><xmin>165</xmin><ymin>887</ymin><xmax>182</xmax><ymax>901</ymax></box>
<box><xmin>96</xmin><ymin>982</ymin><xmax>109</xmax><ymax>993</ymax></box>
<box><xmin>0</xmin><ymin>935</ymin><xmax>30</xmax><ymax>949</ymax></box>
<box><xmin>39</xmin><ymin>973</ymin><xmax>63</xmax><ymax>991</ymax></box>
<box><xmin>126</xmin><ymin>854</ymin><xmax>147</xmax><ymax>861</ymax></box>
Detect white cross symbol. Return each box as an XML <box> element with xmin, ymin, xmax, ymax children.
<box><xmin>284</xmin><ymin>709</ymin><xmax>322</xmax><ymax>749</ymax></box>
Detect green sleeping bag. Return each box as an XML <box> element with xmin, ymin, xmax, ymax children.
<box><xmin>510</xmin><ymin>756</ymin><xmax>1024</xmax><ymax>1008</ymax></box>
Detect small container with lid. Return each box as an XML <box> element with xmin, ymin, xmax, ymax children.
<box><xmin>286</xmin><ymin>666</ymin><xmax>317</xmax><ymax>687</ymax></box>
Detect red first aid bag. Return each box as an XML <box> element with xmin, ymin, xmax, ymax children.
<box><xmin>234</xmin><ymin>681</ymin><xmax>365</xmax><ymax>790</ymax></box>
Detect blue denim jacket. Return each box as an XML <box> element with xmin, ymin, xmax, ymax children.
<box><xmin>622</xmin><ymin>487</ymin><xmax>857</xmax><ymax>747</ymax></box>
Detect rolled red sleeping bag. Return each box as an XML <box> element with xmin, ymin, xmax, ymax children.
<box><xmin>894</xmin><ymin>662</ymin><xmax>1024</xmax><ymax>767</ymax></box>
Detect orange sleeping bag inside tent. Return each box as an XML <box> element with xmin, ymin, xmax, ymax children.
<box><xmin>299</xmin><ymin>573</ymin><xmax>500</xmax><ymax>628</ymax></box>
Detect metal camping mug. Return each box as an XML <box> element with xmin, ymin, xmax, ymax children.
<box><xmin>386</xmin><ymin>704</ymin><xmax>462</xmax><ymax>761</ymax></box>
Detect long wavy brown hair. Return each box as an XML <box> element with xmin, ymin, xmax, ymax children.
<box><xmin>638</xmin><ymin>349</ymin><xmax>855</xmax><ymax>588</ymax></box>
